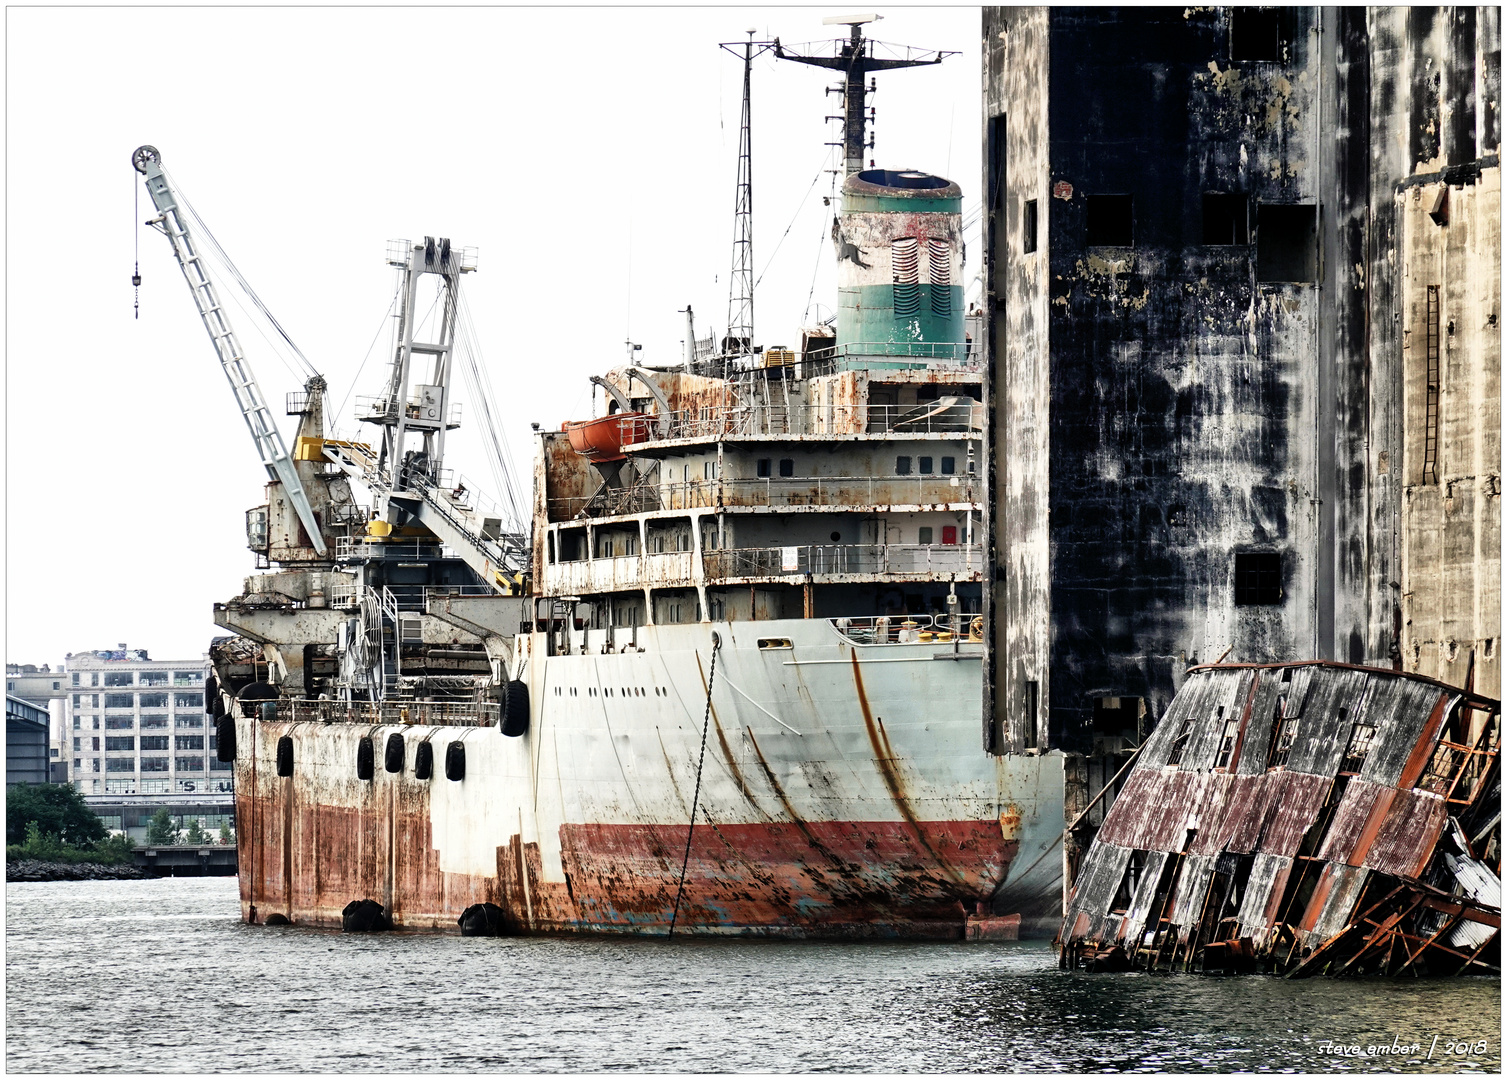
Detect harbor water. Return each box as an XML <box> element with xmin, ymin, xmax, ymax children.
<box><xmin>5</xmin><ymin>877</ymin><xmax>1499</xmax><ymax>1073</ymax></box>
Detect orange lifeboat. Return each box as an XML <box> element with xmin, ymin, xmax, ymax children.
<box><xmin>561</xmin><ymin>412</ymin><xmax>652</xmax><ymax>463</ymax></box>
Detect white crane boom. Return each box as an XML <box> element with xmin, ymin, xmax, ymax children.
<box><xmin>132</xmin><ymin>145</ymin><xmax>327</xmax><ymax>556</ymax></box>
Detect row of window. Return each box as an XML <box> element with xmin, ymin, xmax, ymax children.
<box><xmin>896</xmin><ymin>455</ymin><xmax>960</xmax><ymax>476</ymax></box>
<box><xmin>1022</xmin><ymin>194</ymin><xmax>1317</xmax><ymax>282</ymax></box>
<box><xmin>100</xmin><ymin>715</ymin><xmax>201</xmax><ymax>730</ymax></box>
<box><xmin>72</xmin><ymin>671</ymin><xmax>204</xmax><ymax>687</ymax></box>
<box><xmin>100</xmin><ymin>756</ymin><xmax>207</xmax><ymax>773</ymax></box>
<box><xmin>87</xmin><ymin>692</ymin><xmax>204</xmax><ymax>709</ymax></box>
<box><xmin>90</xmin><ymin>735</ymin><xmax>206</xmax><ymax>752</ymax></box>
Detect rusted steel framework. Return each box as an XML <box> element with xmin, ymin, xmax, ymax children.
<box><xmin>1058</xmin><ymin>662</ymin><xmax>1499</xmax><ymax>977</ymax></box>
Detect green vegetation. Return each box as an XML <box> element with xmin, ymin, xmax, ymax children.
<box><xmin>219</xmin><ymin>821</ymin><xmax>233</xmax><ymax>844</ymax></box>
<box><xmin>5</xmin><ymin>785</ymin><xmax>136</xmax><ymax>865</ymax></box>
<box><xmin>146</xmin><ymin>807</ymin><xmax>181</xmax><ymax>846</ymax></box>
<box><xmin>183</xmin><ymin>817</ymin><xmax>209</xmax><ymax>845</ymax></box>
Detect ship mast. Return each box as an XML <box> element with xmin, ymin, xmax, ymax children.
<box><xmin>720</xmin><ymin>31</ymin><xmax>775</xmax><ymax>370</ymax></box>
<box><xmin>775</xmin><ymin>14</ymin><xmax>956</xmax><ymax>177</ymax></box>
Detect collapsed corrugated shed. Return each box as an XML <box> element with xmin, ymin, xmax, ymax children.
<box><xmin>1058</xmin><ymin>662</ymin><xmax>1500</xmax><ymax>977</ymax></box>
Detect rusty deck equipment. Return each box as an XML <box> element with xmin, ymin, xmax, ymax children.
<box><xmin>1058</xmin><ymin>662</ymin><xmax>1500</xmax><ymax>977</ymax></box>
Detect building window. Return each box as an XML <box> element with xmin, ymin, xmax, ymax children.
<box><xmin>140</xmin><ymin>736</ymin><xmax>170</xmax><ymax>751</ymax></box>
<box><xmin>210</xmin><ymin>758</ymin><xmax>231</xmax><ymax>772</ymax></box>
<box><xmin>941</xmin><ymin>456</ymin><xmax>956</xmax><ymax>475</ymax></box>
<box><xmin>175</xmin><ymin>756</ymin><xmax>205</xmax><ymax>772</ymax></box>
<box><xmin>139</xmin><ymin>693</ymin><xmax>168</xmax><ymax>709</ymax></box>
<box><xmin>91</xmin><ymin>737</ymin><xmax>100</xmax><ymax>751</ymax></box>
<box><xmin>71</xmin><ymin>673</ymin><xmax>79</xmax><ymax>686</ymax></box>
<box><xmin>141</xmin><ymin>714</ymin><xmax>169</xmax><ymax>729</ymax></box>
<box><xmin>1086</xmin><ymin>194</ymin><xmax>1134</xmax><ymax>247</ymax></box>
<box><xmin>778</xmin><ymin>459</ymin><xmax>794</xmax><ymax>478</ymax></box>
<box><xmin>72</xmin><ymin>716</ymin><xmax>81</xmax><ymax>731</ymax></box>
<box><xmin>105</xmin><ymin>717</ymin><xmax>135</xmax><ymax>730</ymax></box>
<box><xmin>1214</xmin><ymin>718</ymin><xmax>1241</xmax><ymax>768</ymax></box>
<box><xmin>1023</xmin><ymin>199</ymin><xmax>1038</xmax><ymax>254</ymax></box>
<box><xmin>896</xmin><ymin>456</ymin><xmax>913</xmax><ymax>476</ymax></box>
<box><xmin>919</xmin><ymin>456</ymin><xmax>934</xmax><ymax>475</ymax></box>
<box><xmin>757</xmin><ymin>458</ymin><xmax>771</xmax><ymax>478</ymax></box>
<box><xmin>918</xmin><ymin>526</ymin><xmax>934</xmax><ymax>544</ymax></box>
<box><xmin>176</xmin><ymin>716</ymin><xmax>204</xmax><ymax>729</ymax></box>
<box><xmin>72</xmin><ymin>738</ymin><xmax>81</xmax><ymax>752</ymax></box>
<box><xmin>105</xmin><ymin>737</ymin><xmax>136</xmax><ymax>752</ymax></box>
<box><xmin>1230</xmin><ymin>7</ymin><xmax>1287</xmax><ymax>63</ymax></box>
<box><xmin>173</xmin><ymin>671</ymin><xmax>204</xmax><ymax>686</ymax></box>
<box><xmin>105</xmin><ymin>758</ymin><xmax>134</xmax><ymax>773</ymax></box>
<box><xmin>1234</xmin><ymin>552</ymin><xmax>1283</xmax><ymax>606</ymax></box>
<box><xmin>176</xmin><ymin>735</ymin><xmax>204</xmax><ymax>750</ymax></box>
<box><xmin>139</xmin><ymin>671</ymin><xmax>168</xmax><ymax>686</ymax></box>
<box><xmin>1341</xmin><ymin>719</ymin><xmax>1376</xmax><ymax>774</ymax></box>
<box><xmin>1202</xmin><ymin>193</ymin><xmax>1250</xmax><ymax>245</ymax></box>
<box><xmin>104</xmin><ymin>693</ymin><xmax>135</xmax><ymax>709</ymax></box>
<box><xmin>140</xmin><ymin>757</ymin><xmax>169</xmax><ymax>773</ymax></box>
<box><xmin>1269</xmin><ymin>718</ymin><xmax>1299</xmax><ymax>769</ymax></box>
<box><xmin>1167</xmin><ymin>719</ymin><xmax>1196</xmax><ymax>765</ymax></box>
<box><xmin>104</xmin><ymin>672</ymin><xmax>134</xmax><ymax>687</ymax></box>
<box><xmin>174</xmin><ymin>692</ymin><xmax>203</xmax><ymax>709</ymax></box>
<box><xmin>1255</xmin><ymin>204</ymin><xmax>1317</xmax><ymax>282</ymax></box>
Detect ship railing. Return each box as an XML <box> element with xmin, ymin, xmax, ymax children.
<box><xmin>803</xmin><ymin>340</ymin><xmax>979</xmax><ymax>377</ymax></box>
<box><xmin>640</xmin><ymin>400</ymin><xmax>983</xmax><ymax>442</ymax></box>
<box><xmin>274</xmin><ymin>698</ymin><xmax>500</xmax><ymax>728</ymax></box>
<box><xmin>704</xmin><ymin>543</ymin><xmax>982</xmax><ymax>580</ymax></box>
<box><xmin>667</xmin><ymin>474</ymin><xmax>977</xmax><ymax>510</ymax></box>
<box><xmin>829</xmin><ymin>612</ymin><xmax>985</xmax><ymax>646</ymax></box>
<box><xmin>336</xmin><ymin>536</ymin><xmax>448</xmax><ymax>562</ymax></box>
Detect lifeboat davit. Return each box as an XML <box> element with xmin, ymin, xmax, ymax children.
<box><xmin>562</xmin><ymin>412</ymin><xmax>652</xmax><ymax>463</ymax></box>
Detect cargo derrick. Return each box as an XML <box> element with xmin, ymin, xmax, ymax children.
<box><xmin>133</xmin><ymin>149</ymin><xmax>525</xmax><ymax>714</ymax></box>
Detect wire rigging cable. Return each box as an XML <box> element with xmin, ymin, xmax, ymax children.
<box><xmin>668</xmin><ymin>632</ymin><xmax>721</xmax><ymax>940</ymax></box>
<box><xmin>170</xmin><ymin>172</ymin><xmax>319</xmax><ymax>381</ymax></box>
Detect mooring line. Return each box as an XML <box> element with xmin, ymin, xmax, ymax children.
<box><xmin>668</xmin><ymin>631</ymin><xmax>721</xmax><ymax>939</ymax></box>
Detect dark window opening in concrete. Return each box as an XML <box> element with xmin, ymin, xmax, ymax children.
<box><xmin>1230</xmin><ymin>7</ymin><xmax>1285</xmax><ymax>62</ymax></box>
<box><xmin>1234</xmin><ymin>552</ymin><xmax>1283</xmax><ymax>605</ymax></box>
<box><xmin>1093</xmin><ymin>696</ymin><xmax>1142</xmax><ymax>735</ymax></box>
<box><xmin>919</xmin><ymin>456</ymin><xmax>934</xmax><ymax>474</ymax></box>
<box><xmin>756</xmin><ymin>457</ymin><xmax>771</xmax><ymax>478</ymax></box>
<box><xmin>778</xmin><ymin>458</ymin><xmax>794</xmax><ymax>478</ymax></box>
<box><xmin>896</xmin><ymin>455</ymin><xmax>913</xmax><ymax>475</ymax></box>
<box><xmin>1086</xmin><ymin>194</ymin><xmax>1133</xmax><ymax>246</ymax></box>
<box><xmin>1023</xmin><ymin>198</ymin><xmax>1038</xmax><ymax>254</ymax></box>
<box><xmin>1202</xmin><ymin>193</ymin><xmax>1250</xmax><ymax>244</ymax></box>
<box><xmin>941</xmin><ymin>456</ymin><xmax>956</xmax><ymax>474</ymax></box>
<box><xmin>1024</xmin><ymin>680</ymin><xmax>1039</xmax><ymax>750</ymax></box>
<box><xmin>1255</xmin><ymin>204</ymin><xmax>1316</xmax><ymax>282</ymax></box>
<box><xmin>1167</xmin><ymin>718</ymin><xmax>1196</xmax><ymax>765</ymax></box>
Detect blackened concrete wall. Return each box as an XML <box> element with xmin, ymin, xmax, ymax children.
<box><xmin>983</xmin><ymin>6</ymin><xmax>1500</xmax><ymax>756</ymax></box>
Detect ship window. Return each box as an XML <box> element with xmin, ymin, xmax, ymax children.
<box><xmin>547</xmin><ymin>533</ymin><xmax>556</xmax><ymax>563</ymax></box>
<box><xmin>104</xmin><ymin>672</ymin><xmax>134</xmax><ymax>687</ymax></box>
<box><xmin>1203</xmin><ymin>193</ymin><xmax>1250</xmax><ymax>244</ymax></box>
<box><xmin>896</xmin><ymin>456</ymin><xmax>913</xmax><ymax>475</ymax></box>
<box><xmin>757</xmin><ymin>458</ymin><xmax>771</xmax><ymax>478</ymax></box>
<box><xmin>941</xmin><ymin>456</ymin><xmax>956</xmax><ymax>474</ymax></box>
<box><xmin>1234</xmin><ymin>552</ymin><xmax>1282</xmax><ymax>605</ymax></box>
<box><xmin>919</xmin><ymin>456</ymin><xmax>934</xmax><ymax>475</ymax></box>
<box><xmin>918</xmin><ymin>527</ymin><xmax>933</xmax><ymax>544</ymax></box>
<box><xmin>1023</xmin><ymin>199</ymin><xmax>1038</xmax><ymax>254</ymax></box>
<box><xmin>778</xmin><ymin>458</ymin><xmax>794</xmax><ymax>477</ymax></box>
<box><xmin>1256</xmin><ymin>204</ymin><xmax>1316</xmax><ymax>282</ymax></box>
<box><xmin>1086</xmin><ymin>194</ymin><xmax>1134</xmax><ymax>247</ymax></box>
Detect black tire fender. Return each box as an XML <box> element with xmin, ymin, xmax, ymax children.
<box><xmin>384</xmin><ymin>733</ymin><xmax>405</xmax><ymax>774</ymax></box>
<box><xmin>501</xmin><ymin>680</ymin><xmax>530</xmax><ymax>737</ymax></box>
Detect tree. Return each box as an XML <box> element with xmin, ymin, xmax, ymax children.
<box><xmin>218</xmin><ymin>822</ymin><xmax>233</xmax><ymax>845</ymax></box>
<box><xmin>146</xmin><ymin>807</ymin><xmax>181</xmax><ymax>846</ymax></box>
<box><xmin>6</xmin><ymin>783</ymin><xmax>106</xmax><ymax>847</ymax></box>
<box><xmin>183</xmin><ymin>817</ymin><xmax>209</xmax><ymax>845</ymax></box>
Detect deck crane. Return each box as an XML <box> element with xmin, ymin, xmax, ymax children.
<box><xmin>132</xmin><ymin>145</ymin><xmax>328</xmax><ymax>557</ymax></box>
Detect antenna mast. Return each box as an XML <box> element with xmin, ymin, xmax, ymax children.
<box><xmin>720</xmin><ymin>31</ymin><xmax>775</xmax><ymax>369</ymax></box>
<box><xmin>775</xmin><ymin>15</ymin><xmax>956</xmax><ymax>177</ymax></box>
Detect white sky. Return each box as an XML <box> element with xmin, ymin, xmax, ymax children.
<box><xmin>4</xmin><ymin>4</ymin><xmax>982</xmax><ymax>666</ymax></box>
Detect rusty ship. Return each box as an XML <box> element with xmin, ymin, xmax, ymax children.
<box><xmin>141</xmin><ymin>20</ymin><xmax>1074</xmax><ymax>937</ymax></box>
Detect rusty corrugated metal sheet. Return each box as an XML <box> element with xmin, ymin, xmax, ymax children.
<box><xmin>1059</xmin><ymin>662</ymin><xmax>1500</xmax><ymax>977</ymax></box>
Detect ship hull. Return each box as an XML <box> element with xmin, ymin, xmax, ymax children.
<box><xmin>235</xmin><ymin>617</ymin><xmax>1067</xmax><ymax>937</ymax></box>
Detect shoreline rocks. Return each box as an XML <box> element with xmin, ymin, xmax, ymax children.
<box><xmin>6</xmin><ymin>859</ymin><xmax>149</xmax><ymax>882</ymax></box>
